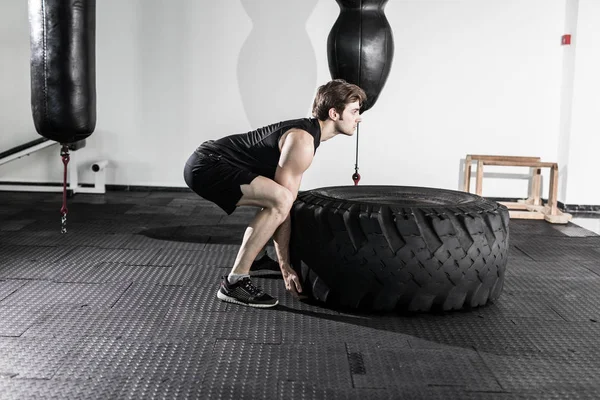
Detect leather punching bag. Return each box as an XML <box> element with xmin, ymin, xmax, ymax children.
<box><xmin>327</xmin><ymin>0</ymin><xmax>394</xmax><ymax>112</ymax></box>
<box><xmin>29</xmin><ymin>0</ymin><xmax>97</xmax><ymax>143</ymax></box>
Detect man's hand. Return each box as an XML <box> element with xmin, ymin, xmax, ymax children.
<box><xmin>280</xmin><ymin>263</ymin><xmax>303</xmax><ymax>296</ymax></box>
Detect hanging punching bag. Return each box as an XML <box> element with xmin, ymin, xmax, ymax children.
<box><xmin>327</xmin><ymin>0</ymin><xmax>394</xmax><ymax>112</ymax></box>
<box><xmin>29</xmin><ymin>0</ymin><xmax>96</xmax><ymax>144</ymax></box>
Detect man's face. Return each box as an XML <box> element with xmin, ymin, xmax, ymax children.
<box><xmin>334</xmin><ymin>100</ymin><xmax>362</xmax><ymax>136</ymax></box>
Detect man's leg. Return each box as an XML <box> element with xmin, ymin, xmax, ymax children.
<box><xmin>231</xmin><ymin>175</ymin><xmax>293</xmax><ymax>276</ymax></box>
<box><xmin>216</xmin><ymin>175</ymin><xmax>293</xmax><ymax>308</ymax></box>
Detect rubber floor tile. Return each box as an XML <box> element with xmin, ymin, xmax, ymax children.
<box><xmin>277</xmin><ymin>312</ymin><xmax>412</xmax><ymax>348</ymax></box>
<box><xmin>0</xmin><ymin>219</ymin><xmax>36</xmax><ymax>232</ymax></box>
<box><xmin>0</xmin><ymin>205</ymin><xmax>22</xmax><ymax>217</ymax></box>
<box><xmin>1</xmin><ymin>192</ymin><xmax>57</xmax><ymax>204</ymax></box>
<box><xmin>28</xmin><ymin>220</ymin><xmax>148</xmax><ymax>235</ymax></box>
<box><xmin>125</xmin><ymin>204</ymin><xmax>195</xmax><ymax>216</ymax></box>
<box><xmin>198</xmin><ymin>381</ymin><xmax>280</xmax><ymax>400</ymax></box>
<box><xmin>67</xmin><ymin>194</ymin><xmax>110</xmax><ymax>204</ymax></box>
<box><xmin>121</xmin><ymin>233</ymin><xmax>207</xmax><ymax>251</ymax></box>
<box><xmin>152</xmin><ymin>307</ymin><xmax>280</xmax><ymax>344</ymax></box>
<box><xmin>0</xmin><ymin>259</ymin><xmax>48</xmax><ymax>280</ymax></box>
<box><xmin>580</xmin><ymin>260</ymin><xmax>600</xmax><ymax>275</ymax></box>
<box><xmin>396</xmin><ymin>317</ymin><xmax>541</xmax><ymax>355</ymax></box>
<box><xmin>346</xmin><ymin>344</ymin><xmax>501</xmax><ymax>391</ymax></box>
<box><xmin>507</xmin><ymin>259</ymin><xmax>599</xmax><ymax>278</ymax></box>
<box><xmin>53</xmin><ymin>337</ymin><xmax>214</xmax><ymax>381</ymax></box>
<box><xmin>180</xmin><ymin>224</ymin><xmax>247</xmax><ymax>245</ymax></box>
<box><xmin>202</xmin><ymin>340</ymin><xmax>353</xmax><ymax>388</ymax></box>
<box><xmin>202</xmin><ymin>242</ymin><xmax>242</xmax><ymax>252</ymax></box>
<box><xmin>553</xmin><ymin>223</ymin><xmax>599</xmax><ymax>237</ymax></box>
<box><xmin>0</xmin><ymin>306</ymin><xmax>46</xmax><ymax>337</ymax></box>
<box><xmin>138</xmin><ymin>224</ymin><xmax>208</xmax><ymax>241</ymax></box>
<box><xmin>509</xmin><ymin>388</ymin><xmax>600</xmax><ymax>400</ymax></box>
<box><xmin>475</xmin><ymin>293</ymin><xmax>564</xmax><ymax>321</ymax></box>
<box><xmin>150</xmin><ymin>249</ymin><xmax>214</xmax><ymax>266</ymax></box>
<box><xmin>103</xmin><ymin>195</ymin><xmax>166</xmax><ymax>205</ymax></box>
<box><xmin>0</xmin><ymin>281</ymin><xmax>131</xmax><ymax>308</ymax></box>
<box><xmin>514</xmin><ymin>238</ymin><xmax>600</xmax><ymax>261</ymax></box>
<box><xmin>189</xmin><ymin>209</ymin><xmax>227</xmax><ymax>222</ymax></box>
<box><xmin>510</xmin><ymin>236</ymin><xmax>600</xmax><ymax>247</ymax></box>
<box><xmin>109</xmin><ymin>283</ymin><xmax>180</xmax><ymax>310</ymax></box>
<box><xmin>0</xmin><ymin>377</ymin><xmax>127</xmax><ymax>400</ymax></box>
<box><xmin>0</xmin><ymin>231</ymin><xmax>134</xmax><ymax>249</ymax></box>
<box><xmin>510</xmin><ymin>318</ymin><xmax>600</xmax><ymax>355</ymax></box>
<box><xmin>0</xmin><ymin>259</ymin><xmax>100</xmax><ymax>281</ymax></box>
<box><xmin>0</xmin><ymin>280</ymin><xmax>27</xmax><ymax>301</ymax></box>
<box><xmin>115</xmin><ymin>377</ymin><xmax>206</xmax><ymax>399</ymax></box>
<box><xmin>507</xmin><ymin>247</ymin><xmax>534</xmax><ymax>262</ymax></box>
<box><xmin>277</xmin><ymin>381</ymin><xmax>391</xmax><ymax>400</ymax></box>
<box><xmin>3</xmin><ymin>192</ymin><xmax>600</xmax><ymax>399</ymax></box>
<box><xmin>23</xmin><ymin>307</ymin><xmax>168</xmax><ymax>340</ymax></box>
<box><xmin>166</xmin><ymin>197</ymin><xmax>203</xmax><ymax>207</ymax></box>
<box><xmin>280</xmin><ymin>383</ymin><xmax>530</xmax><ymax>400</ymax></box>
<box><xmin>480</xmin><ymin>352</ymin><xmax>600</xmax><ymax>391</ymax></box>
<box><xmin>509</xmin><ymin>220</ymin><xmax>598</xmax><ymax>238</ymax></box>
<box><xmin>508</xmin><ymin>220</ymin><xmax>570</xmax><ymax>237</ymax></box>
<box><xmin>72</xmin><ymin>262</ymin><xmax>195</xmax><ymax>285</ymax></box>
<box><xmin>60</xmin><ymin>247</ymin><xmax>160</xmax><ymax>265</ymax></box>
<box><xmin>112</xmin><ymin>282</ymin><xmax>227</xmax><ymax>312</ymax></box>
<box><xmin>535</xmin><ymin>294</ymin><xmax>600</xmax><ymax>322</ymax></box>
<box><xmin>503</xmin><ymin>274</ymin><xmax>600</xmax><ymax>296</ymax></box>
<box><xmin>47</xmin><ymin>260</ymin><xmax>126</xmax><ymax>283</ymax></box>
<box><xmin>62</xmin><ymin>203</ymin><xmax>137</xmax><ymax>216</ymax></box>
<box><xmin>150</xmin><ymin>249</ymin><xmax>237</xmax><ymax>267</ymax></box>
<box><xmin>0</xmin><ymin>337</ymin><xmax>84</xmax><ymax>379</ymax></box>
<box><xmin>147</xmin><ymin>191</ymin><xmax>199</xmax><ymax>200</ymax></box>
<box><xmin>0</xmin><ymin>245</ymin><xmax>74</xmax><ymax>263</ymax></box>
<box><xmin>184</xmin><ymin>264</ymin><xmax>228</xmax><ymax>287</ymax></box>
<box><xmin>4</xmin><ymin>209</ymin><xmax>54</xmax><ymax>223</ymax></box>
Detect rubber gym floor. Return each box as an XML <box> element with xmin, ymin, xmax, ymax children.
<box><xmin>1</xmin><ymin>190</ymin><xmax>599</xmax><ymax>399</ymax></box>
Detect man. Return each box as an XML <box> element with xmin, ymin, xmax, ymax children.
<box><xmin>184</xmin><ymin>79</ymin><xmax>366</xmax><ymax>308</ymax></box>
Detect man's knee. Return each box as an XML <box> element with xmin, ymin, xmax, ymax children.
<box><xmin>272</xmin><ymin>186</ymin><xmax>294</xmax><ymax>219</ymax></box>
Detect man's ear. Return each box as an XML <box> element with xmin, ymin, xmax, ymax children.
<box><xmin>328</xmin><ymin>107</ymin><xmax>339</xmax><ymax>121</ymax></box>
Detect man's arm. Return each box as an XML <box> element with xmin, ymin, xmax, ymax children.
<box><xmin>272</xmin><ymin>129</ymin><xmax>315</xmax><ymax>294</ymax></box>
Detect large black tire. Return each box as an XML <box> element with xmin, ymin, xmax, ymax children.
<box><xmin>290</xmin><ymin>186</ymin><xmax>510</xmax><ymax>312</ymax></box>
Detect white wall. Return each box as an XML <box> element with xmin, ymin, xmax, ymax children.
<box><xmin>307</xmin><ymin>0</ymin><xmax>565</xmax><ymax>197</ymax></box>
<box><xmin>564</xmin><ymin>0</ymin><xmax>600</xmax><ymax>205</ymax></box>
<box><xmin>1</xmin><ymin>0</ymin><xmax>596</xmax><ymax>205</ymax></box>
<box><xmin>0</xmin><ymin>2</ymin><xmax>33</xmax><ymax>160</ymax></box>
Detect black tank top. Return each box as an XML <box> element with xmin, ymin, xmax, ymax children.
<box><xmin>198</xmin><ymin>118</ymin><xmax>321</xmax><ymax>180</ymax></box>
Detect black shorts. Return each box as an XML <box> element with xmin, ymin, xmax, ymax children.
<box><xmin>183</xmin><ymin>150</ymin><xmax>258</xmax><ymax>215</ymax></box>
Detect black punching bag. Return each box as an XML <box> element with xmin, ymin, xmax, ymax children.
<box><xmin>29</xmin><ymin>0</ymin><xmax>96</xmax><ymax>143</ymax></box>
<box><xmin>327</xmin><ymin>0</ymin><xmax>394</xmax><ymax>112</ymax></box>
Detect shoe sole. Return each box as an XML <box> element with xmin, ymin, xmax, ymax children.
<box><xmin>217</xmin><ymin>290</ymin><xmax>279</xmax><ymax>308</ymax></box>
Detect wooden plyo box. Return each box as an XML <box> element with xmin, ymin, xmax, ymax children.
<box><xmin>463</xmin><ymin>154</ymin><xmax>572</xmax><ymax>224</ymax></box>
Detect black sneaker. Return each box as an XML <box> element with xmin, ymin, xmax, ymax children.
<box><xmin>249</xmin><ymin>254</ymin><xmax>281</xmax><ymax>277</ymax></box>
<box><xmin>217</xmin><ymin>276</ymin><xmax>278</xmax><ymax>308</ymax></box>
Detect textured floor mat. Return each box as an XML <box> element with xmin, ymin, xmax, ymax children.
<box><xmin>0</xmin><ymin>337</ymin><xmax>84</xmax><ymax>379</ymax></box>
<box><xmin>53</xmin><ymin>337</ymin><xmax>214</xmax><ymax>381</ymax></box>
<box><xmin>1</xmin><ymin>192</ymin><xmax>600</xmax><ymax>398</ymax></box>
<box><xmin>0</xmin><ymin>281</ymin><xmax>131</xmax><ymax>308</ymax></box>
<box><xmin>0</xmin><ymin>305</ymin><xmax>47</xmax><ymax>337</ymax></box>
<box><xmin>22</xmin><ymin>306</ymin><xmax>168</xmax><ymax>341</ymax></box>
<box><xmin>112</xmin><ymin>282</ymin><xmax>227</xmax><ymax>312</ymax></box>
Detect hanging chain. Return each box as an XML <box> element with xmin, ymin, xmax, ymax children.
<box><xmin>352</xmin><ymin>123</ymin><xmax>361</xmax><ymax>185</ymax></box>
<box><xmin>60</xmin><ymin>144</ymin><xmax>70</xmax><ymax>233</ymax></box>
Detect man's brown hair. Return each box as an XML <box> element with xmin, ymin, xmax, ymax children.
<box><xmin>312</xmin><ymin>79</ymin><xmax>367</xmax><ymax>121</ymax></box>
